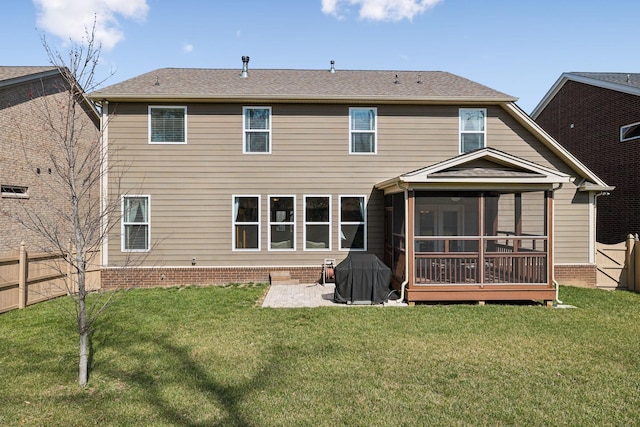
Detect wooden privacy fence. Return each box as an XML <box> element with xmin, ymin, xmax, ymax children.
<box><xmin>596</xmin><ymin>234</ymin><xmax>640</xmax><ymax>291</ymax></box>
<box><xmin>0</xmin><ymin>243</ymin><xmax>101</xmax><ymax>314</ymax></box>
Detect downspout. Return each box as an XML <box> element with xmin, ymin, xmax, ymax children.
<box><xmin>552</xmin><ymin>183</ymin><xmax>562</xmax><ymax>304</ymax></box>
<box><xmin>397</xmin><ymin>183</ymin><xmax>410</xmax><ymax>303</ymax></box>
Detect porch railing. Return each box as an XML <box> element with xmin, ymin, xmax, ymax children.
<box><xmin>414</xmin><ymin>236</ymin><xmax>547</xmax><ymax>285</ymax></box>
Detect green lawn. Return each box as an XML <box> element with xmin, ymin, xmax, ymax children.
<box><xmin>1</xmin><ymin>284</ymin><xmax>639</xmax><ymax>426</ymax></box>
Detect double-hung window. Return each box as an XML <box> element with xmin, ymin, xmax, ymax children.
<box><xmin>269</xmin><ymin>196</ymin><xmax>295</xmax><ymax>250</ymax></box>
<box><xmin>304</xmin><ymin>196</ymin><xmax>331</xmax><ymax>250</ymax></box>
<box><xmin>243</xmin><ymin>107</ymin><xmax>271</xmax><ymax>153</ymax></box>
<box><xmin>122</xmin><ymin>196</ymin><xmax>150</xmax><ymax>251</ymax></box>
<box><xmin>340</xmin><ymin>195</ymin><xmax>366</xmax><ymax>250</ymax></box>
<box><xmin>459</xmin><ymin>108</ymin><xmax>486</xmax><ymax>153</ymax></box>
<box><xmin>233</xmin><ymin>196</ymin><xmax>260</xmax><ymax>250</ymax></box>
<box><xmin>149</xmin><ymin>106</ymin><xmax>186</xmax><ymax>144</ymax></box>
<box><xmin>350</xmin><ymin>107</ymin><xmax>377</xmax><ymax>154</ymax></box>
<box><xmin>620</xmin><ymin>121</ymin><xmax>640</xmax><ymax>142</ymax></box>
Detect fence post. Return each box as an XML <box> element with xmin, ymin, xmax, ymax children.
<box><xmin>635</xmin><ymin>235</ymin><xmax>640</xmax><ymax>293</ymax></box>
<box><xmin>18</xmin><ymin>242</ymin><xmax>28</xmax><ymax>309</ymax></box>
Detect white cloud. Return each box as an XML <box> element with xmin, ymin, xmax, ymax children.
<box><xmin>183</xmin><ymin>43</ymin><xmax>194</xmax><ymax>53</ymax></box>
<box><xmin>321</xmin><ymin>0</ymin><xmax>442</xmax><ymax>21</ymax></box>
<box><xmin>33</xmin><ymin>0</ymin><xmax>149</xmax><ymax>50</ymax></box>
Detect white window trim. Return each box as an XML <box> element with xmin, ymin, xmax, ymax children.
<box><xmin>459</xmin><ymin>108</ymin><xmax>487</xmax><ymax>154</ymax></box>
<box><xmin>148</xmin><ymin>106</ymin><xmax>187</xmax><ymax>144</ymax></box>
<box><xmin>620</xmin><ymin>121</ymin><xmax>640</xmax><ymax>142</ymax></box>
<box><xmin>349</xmin><ymin>107</ymin><xmax>377</xmax><ymax>155</ymax></box>
<box><xmin>1</xmin><ymin>185</ymin><xmax>29</xmax><ymax>199</ymax></box>
<box><xmin>304</xmin><ymin>195</ymin><xmax>332</xmax><ymax>251</ymax></box>
<box><xmin>268</xmin><ymin>195</ymin><xmax>296</xmax><ymax>251</ymax></box>
<box><xmin>232</xmin><ymin>195</ymin><xmax>261</xmax><ymax>251</ymax></box>
<box><xmin>121</xmin><ymin>195</ymin><xmax>150</xmax><ymax>252</ymax></box>
<box><xmin>243</xmin><ymin>106</ymin><xmax>272</xmax><ymax>154</ymax></box>
<box><xmin>339</xmin><ymin>195</ymin><xmax>367</xmax><ymax>251</ymax></box>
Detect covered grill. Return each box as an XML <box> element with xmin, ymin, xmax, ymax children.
<box><xmin>333</xmin><ymin>253</ymin><xmax>392</xmax><ymax>304</ymax></box>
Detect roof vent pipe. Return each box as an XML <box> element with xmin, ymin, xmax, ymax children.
<box><xmin>329</xmin><ymin>60</ymin><xmax>336</xmax><ymax>73</ymax></box>
<box><xmin>240</xmin><ymin>56</ymin><xmax>250</xmax><ymax>78</ymax></box>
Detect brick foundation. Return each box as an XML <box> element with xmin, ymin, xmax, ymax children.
<box><xmin>554</xmin><ymin>264</ymin><xmax>597</xmax><ymax>288</ymax></box>
<box><xmin>101</xmin><ymin>266</ymin><xmax>324</xmax><ymax>289</ymax></box>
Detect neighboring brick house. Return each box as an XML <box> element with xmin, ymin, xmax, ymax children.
<box><xmin>532</xmin><ymin>72</ymin><xmax>640</xmax><ymax>244</ymax></box>
<box><xmin>0</xmin><ymin>66</ymin><xmax>100</xmax><ymax>253</ymax></box>
<box><xmin>89</xmin><ymin>59</ymin><xmax>612</xmax><ymax>302</ymax></box>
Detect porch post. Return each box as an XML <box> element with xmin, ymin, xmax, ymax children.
<box><xmin>546</xmin><ymin>190</ymin><xmax>554</xmax><ymax>287</ymax></box>
<box><xmin>514</xmin><ymin>193</ymin><xmax>522</xmax><ymax>251</ymax></box>
<box><xmin>407</xmin><ymin>191</ymin><xmax>415</xmax><ymax>290</ymax></box>
<box><xmin>478</xmin><ymin>194</ymin><xmax>485</xmax><ymax>285</ymax></box>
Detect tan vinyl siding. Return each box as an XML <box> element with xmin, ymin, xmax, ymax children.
<box><xmin>106</xmin><ymin>103</ymin><xmax>592</xmax><ymax>267</ymax></box>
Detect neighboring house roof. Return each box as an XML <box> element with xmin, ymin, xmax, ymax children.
<box><xmin>0</xmin><ymin>66</ymin><xmax>59</xmax><ymax>88</ymax></box>
<box><xmin>0</xmin><ymin>65</ymin><xmax>101</xmax><ymax>124</ymax></box>
<box><xmin>88</xmin><ymin>67</ymin><xmax>517</xmax><ymax>103</ymax></box>
<box><xmin>531</xmin><ymin>72</ymin><xmax>640</xmax><ymax>119</ymax></box>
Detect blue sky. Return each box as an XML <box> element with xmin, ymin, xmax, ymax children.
<box><xmin>2</xmin><ymin>0</ymin><xmax>639</xmax><ymax>113</ymax></box>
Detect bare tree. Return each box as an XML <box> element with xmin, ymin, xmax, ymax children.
<box><xmin>6</xmin><ymin>22</ymin><xmax>123</xmax><ymax>386</ymax></box>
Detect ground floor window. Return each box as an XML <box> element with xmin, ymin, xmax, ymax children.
<box><xmin>233</xmin><ymin>195</ymin><xmax>260</xmax><ymax>250</ymax></box>
<box><xmin>269</xmin><ymin>195</ymin><xmax>295</xmax><ymax>250</ymax></box>
<box><xmin>122</xmin><ymin>195</ymin><xmax>150</xmax><ymax>251</ymax></box>
<box><xmin>340</xmin><ymin>195</ymin><xmax>366</xmax><ymax>250</ymax></box>
<box><xmin>305</xmin><ymin>195</ymin><xmax>331</xmax><ymax>250</ymax></box>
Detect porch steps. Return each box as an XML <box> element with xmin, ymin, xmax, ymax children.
<box><xmin>270</xmin><ymin>271</ymin><xmax>299</xmax><ymax>286</ymax></box>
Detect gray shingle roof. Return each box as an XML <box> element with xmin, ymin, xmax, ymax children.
<box><xmin>570</xmin><ymin>72</ymin><xmax>640</xmax><ymax>90</ymax></box>
<box><xmin>0</xmin><ymin>66</ymin><xmax>58</xmax><ymax>85</ymax></box>
<box><xmin>89</xmin><ymin>67</ymin><xmax>516</xmax><ymax>102</ymax></box>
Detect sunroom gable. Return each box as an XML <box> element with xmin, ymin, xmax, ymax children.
<box><xmin>376</xmin><ymin>148</ymin><xmax>573</xmax><ymax>191</ymax></box>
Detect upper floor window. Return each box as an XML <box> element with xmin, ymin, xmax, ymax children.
<box><xmin>620</xmin><ymin>121</ymin><xmax>640</xmax><ymax>142</ymax></box>
<box><xmin>243</xmin><ymin>107</ymin><xmax>271</xmax><ymax>153</ymax></box>
<box><xmin>149</xmin><ymin>106</ymin><xmax>186</xmax><ymax>144</ymax></box>
<box><xmin>340</xmin><ymin>195</ymin><xmax>366</xmax><ymax>250</ymax></box>
<box><xmin>350</xmin><ymin>108</ymin><xmax>377</xmax><ymax>154</ymax></box>
<box><xmin>269</xmin><ymin>196</ymin><xmax>295</xmax><ymax>250</ymax></box>
<box><xmin>122</xmin><ymin>195</ymin><xmax>150</xmax><ymax>251</ymax></box>
<box><xmin>459</xmin><ymin>108</ymin><xmax>486</xmax><ymax>153</ymax></box>
<box><xmin>233</xmin><ymin>195</ymin><xmax>260</xmax><ymax>250</ymax></box>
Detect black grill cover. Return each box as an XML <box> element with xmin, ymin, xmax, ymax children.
<box><xmin>333</xmin><ymin>254</ymin><xmax>392</xmax><ymax>304</ymax></box>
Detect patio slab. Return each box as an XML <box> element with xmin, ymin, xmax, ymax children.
<box><xmin>261</xmin><ymin>283</ymin><xmax>407</xmax><ymax>308</ymax></box>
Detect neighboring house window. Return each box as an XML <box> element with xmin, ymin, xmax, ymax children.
<box><xmin>459</xmin><ymin>108</ymin><xmax>486</xmax><ymax>153</ymax></box>
<box><xmin>269</xmin><ymin>196</ymin><xmax>295</xmax><ymax>250</ymax></box>
<box><xmin>304</xmin><ymin>195</ymin><xmax>331</xmax><ymax>250</ymax></box>
<box><xmin>620</xmin><ymin>121</ymin><xmax>640</xmax><ymax>142</ymax></box>
<box><xmin>340</xmin><ymin>195</ymin><xmax>366</xmax><ymax>250</ymax></box>
<box><xmin>233</xmin><ymin>195</ymin><xmax>260</xmax><ymax>250</ymax></box>
<box><xmin>350</xmin><ymin>107</ymin><xmax>377</xmax><ymax>154</ymax></box>
<box><xmin>149</xmin><ymin>106</ymin><xmax>187</xmax><ymax>144</ymax></box>
<box><xmin>122</xmin><ymin>196</ymin><xmax>150</xmax><ymax>251</ymax></box>
<box><xmin>1</xmin><ymin>185</ymin><xmax>28</xmax><ymax>199</ymax></box>
<box><xmin>243</xmin><ymin>107</ymin><xmax>271</xmax><ymax>153</ymax></box>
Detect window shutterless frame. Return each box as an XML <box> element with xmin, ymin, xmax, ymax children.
<box><xmin>232</xmin><ymin>195</ymin><xmax>261</xmax><ymax>251</ymax></box>
<box><xmin>121</xmin><ymin>195</ymin><xmax>150</xmax><ymax>252</ymax></box>
<box><xmin>304</xmin><ymin>195</ymin><xmax>331</xmax><ymax>251</ymax></box>
<box><xmin>459</xmin><ymin>108</ymin><xmax>486</xmax><ymax>154</ymax></box>
<box><xmin>268</xmin><ymin>195</ymin><xmax>296</xmax><ymax>251</ymax></box>
<box><xmin>243</xmin><ymin>106</ymin><xmax>272</xmax><ymax>154</ymax></box>
<box><xmin>349</xmin><ymin>107</ymin><xmax>377</xmax><ymax>154</ymax></box>
<box><xmin>148</xmin><ymin>106</ymin><xmax>187</xmax><ymax>144</ymax></box>
<box><xmin>339</xmin><ymin>195</ymin><xmax>366</xmax><ymax>251</ymax></box>
<box><xmin>620</xmin><ymin>121</ymin><xmax>640</xmax><ymax>142</ymax></box>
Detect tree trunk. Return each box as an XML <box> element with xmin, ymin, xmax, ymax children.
<box><xmin>78</xmin><ymin>265</ymin><xmax>88</xmax><ymax>386</ymax></box>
